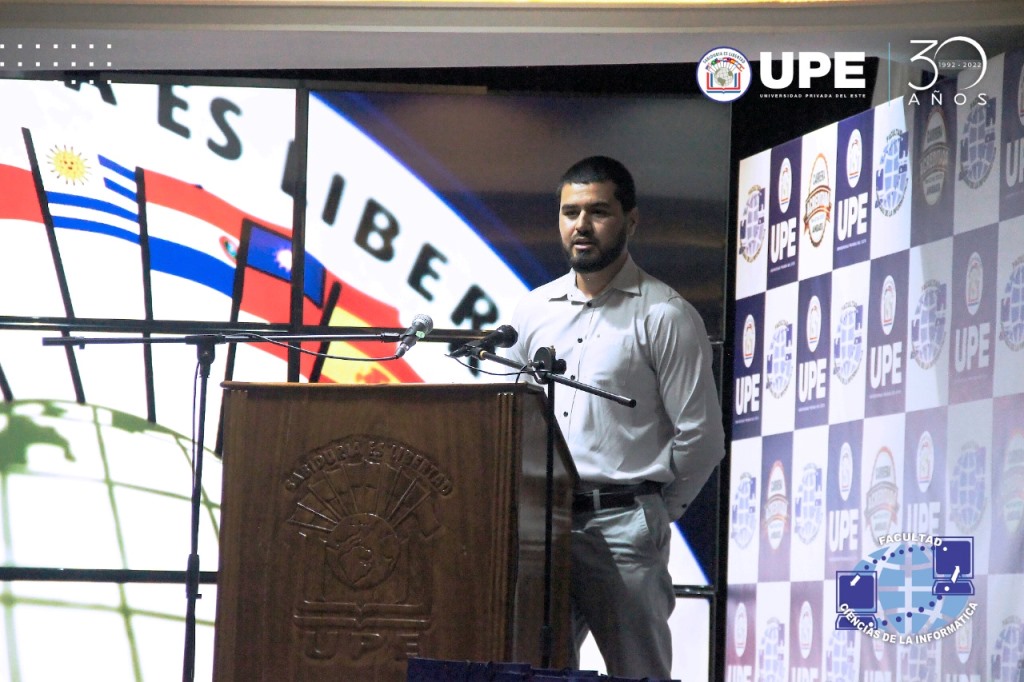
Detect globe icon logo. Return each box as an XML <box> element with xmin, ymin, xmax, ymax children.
<box><xmin>734</xmin><ymin>601</ymin><xmax>749</xmax><ymax>657</ymax></box>
<box><xmin>911</xmin><ymin>280</ymin><xmax>947</xmax><ymax>370</ymax></box>
<box><xmin>949</xmin><ymin>441</ymin><xmax>987</xmax><ymax>533</ymax></box>
<box><xmin>795</xmin><ymin>462</ymin><xmax>823</xmax><ymax>544</ymax></box>
<box><xmin>898</xmin><ymin>637</ymin><xmax>939</xmax><ymax>682</ymax></box>
<box><xmin>916</xmin><ymin>430</ymin><xmax>935</xmax><ymax>494</ymax></box>
<box><xmin>779</xmin><ymin>157</ymin><xmax>793</xmax><ymax>213</ymax></box>
<box><xmin>798</xmin><ymin>600</ymin><xmax>814</xmax><ymax>659</ymax></box>
<box><xmin>757</xmin><ymin>616</ymin><xmax>787</xmax><ymax>681</ymax></box>
<box><xmin>326</xmin><ymin>513</ymin><xmax>401</xmax><ymax>589</ymax></box>
<box><xmin>739</xmin><ymin>185</ymin><xmax>767</xmax><ymax>263</ymax></box>
<box><xmin>874</xmin><ymin>129</ymin><xmax>909</xmax><ymax>217</ymax></box>
<box><xmin>881</xmin><ymin>275</ymin><xmax>897</xmax><ymax>336</ymax></box>
<box><xmin>856</xmin><ymin>541</ymin><xmax>969</xmax><ymax>637</ymax></box>
<box><xmin>766</xmin><ymin>320</ymin><xmax>794</xmax><ymax>399</ymax></box>
<box><xmin>825</xmin><ymin>629</ymin><xmax>859</xmax><ymax>682</ymax></box>
<box><xmin>999</xmin><ymin>257</ymin><xmax>1024</xmax><ymax>352</ymax></box>
<box><xmin>832</xmin><ymin>301</ymin><xmax>864</xmax><ymax>385</ymax></box>
<box><xmin>919</xmin><ymin>108</ymin><xmax>950</xmax><ymax>207</ymax></box>
<box><xmin>696</xmin><ymin>47</ymin><xmax>752</xmax><ymax>103</ymax></box>
<box><xmin>958</xmin><ymin>98</ymin><xmax>996</xmax><ymax>190</ymax></box>
<box><xmin>991</xmin><ymin>616</ymin><xmax>1024</xmax><ymax>681</ymax></box>
<box><xmin>839</xmin><ymin>442</ymin><xmax>854</xmax><ymax>501</ymax></box>
<box><xmin>807</xmin><ymin>295</ymin><xmax>823</xmax><ymax>352</ymax></box>
<box><xmin>847</xmin><ymin>128</ymin><xmax>863</xmax><ymax>188</ymax></box>
<box><xmin>1000</xmin><ymin>431</ymin><xmax>1024</xmax><ymax>534</ymax></box>
<box><xmin>743</xmin><ymin>314</ymin><xmax>757</xmax><ymax>368</ymax></box>
<box><xmin>731</xmin><ymin>471</ymin><xmax>758</xmax><ymax>549</ymax></box>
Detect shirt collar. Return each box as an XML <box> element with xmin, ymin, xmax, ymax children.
<box><xmin>550</xmin><ymin>254</ymin><xmax>642</xmax><ymax>303</ymax></box>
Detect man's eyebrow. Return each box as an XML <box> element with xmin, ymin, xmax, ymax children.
<box><xmin>560</xmin><ymin>200</ymin><xmax>613</xmax><ymax>210</ymax></box>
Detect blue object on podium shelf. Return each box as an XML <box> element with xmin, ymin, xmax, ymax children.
<box><xmin>405</xmin><ymin>657</ymin><xmax>678</xmax><ymax>681</ymax></box>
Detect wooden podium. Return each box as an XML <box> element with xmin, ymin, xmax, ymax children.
<box><xmin>213</xmin><ymin>382</ymin><xmax>576</xmax><ymax>681</ymax></box>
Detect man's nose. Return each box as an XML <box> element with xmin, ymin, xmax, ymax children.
<box><xmin>573</xmin><ymin>211</ymin><xmax>594</xmax><ymax>232</ymax></box>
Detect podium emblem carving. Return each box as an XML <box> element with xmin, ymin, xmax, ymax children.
<box><xmin>284</xmin><ymin>435</ymin><xmax>452</xmax><ymax>666</ymax></box>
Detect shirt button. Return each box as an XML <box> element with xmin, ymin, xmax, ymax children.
<box><xmin>562</xmin><ymin>411</ymin><xmax>568</xmax><ymax>417</ymax></box>
<box><xmin>577</xmin><ymin>338</ymin><xmax>583</xmax><ymax>343</ymax></box>
<box><xmin>586</xmin><ymin>302</ymin><xmax>592</xmax><ymax>308</ymax></box>
<box><xmin>570</xmin><ymin>375</ymin><xmax>576</xmax><ymax>380</ymax></box>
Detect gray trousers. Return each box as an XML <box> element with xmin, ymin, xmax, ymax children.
<box><xmin>568</xmin><ymin>492</ymin><xmax>675</xmax><ymax>679</ymax></box>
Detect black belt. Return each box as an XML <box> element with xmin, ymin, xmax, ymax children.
<box><xmin>572</xmin><ymin>481</ymin><xmax>663</xmax><ymax>514</ymax></box>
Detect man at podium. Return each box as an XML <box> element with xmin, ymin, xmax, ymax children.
<box><xmin>506</xmin><ymin>156</ymin><xmax>725</xmax><ymax>679</ymax></box>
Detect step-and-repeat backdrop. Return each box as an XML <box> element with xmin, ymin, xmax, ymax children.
<box><xmin>727</xmin><ymin>49</ymin><xmax>1024</xmax><ymax>681</ymax></box>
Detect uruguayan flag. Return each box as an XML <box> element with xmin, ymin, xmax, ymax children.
<box><xmin>29</xmin><ymin>131</ymin><xmax>140</xmax><ymax>244</ymax></box>
<box><xmin>24</xmin><ymin>128</ymin><xmax>145</xmax><ymax>321</ymax></box>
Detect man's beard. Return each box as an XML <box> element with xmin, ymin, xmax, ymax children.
<box><xmin>564</xmin><ymin>229</ymin><xmax>628</xmax><ymax>274</ymax></box>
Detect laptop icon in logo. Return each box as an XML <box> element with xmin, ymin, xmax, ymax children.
<box><xmin>933</xmin><ymin>537</ymin><xmax>975</xmax><ymax>596</ymax></box>
<box><xmin>836</xmin><ymin>570</ymin><xmax>878</xmax><ymax>629</ymax></box>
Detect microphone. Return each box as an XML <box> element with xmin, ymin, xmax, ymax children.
<box><xmin>449</xmin><ymin>325</ymin><xmax>518</xmax><ymax>359</ymax></box>
<box><xmin>395</xmin><ymin>314</ymin><xmax>433</xmax><ymax>358</ymax></box>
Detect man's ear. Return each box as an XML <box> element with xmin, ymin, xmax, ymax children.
<box><xmin>627</xmin><ymin>207</ymin><xmax>639</xmax><ymax>236</ymax></box>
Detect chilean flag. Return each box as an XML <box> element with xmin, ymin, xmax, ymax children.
<box><xmin>140</xmin><ymin>169</ymin><xmax>422</xmax><ymax>383</ymax></box>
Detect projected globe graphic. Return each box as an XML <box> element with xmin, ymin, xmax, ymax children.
<box><xmin>0</xmin><ymin>400</ymin><xmax>221</xmax><ymax>681</ymax></box>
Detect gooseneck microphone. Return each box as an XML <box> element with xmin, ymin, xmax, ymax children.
<box><xmin>395</xmin><ymin>314</ymin><xmax>433</xmax><ymax>358</ymax></box>
<box><xmin>449</xmin><ymin>325</ymin><xmax>518</xmax><ymax>359</ymax></box>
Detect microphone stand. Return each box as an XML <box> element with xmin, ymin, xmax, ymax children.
<box><xmin>471</xmin><ymin>345</ymin><xmax>634</xmax><ymax>668</ymax></box>
<box><xmin>42</xmin><ymin>326</ymin><xmax>477</xmax><ymax>682</ymax></box>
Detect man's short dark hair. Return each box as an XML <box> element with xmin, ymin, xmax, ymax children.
<box><xmin>558</xmin><ymin>156</ymin><xmax>636</xmax><ymax>212</ymax></box>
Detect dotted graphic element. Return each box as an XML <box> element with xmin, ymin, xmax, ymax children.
<box><xmin>0</xmin><ymin>41</ymin><xmax>114</xmax><ymax>74</ymax></box>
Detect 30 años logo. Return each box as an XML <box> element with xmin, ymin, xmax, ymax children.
<box><xmin>907</xmin><ymin>37</ymin><xmax>989</xmax><ymax>107</ymax></box>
